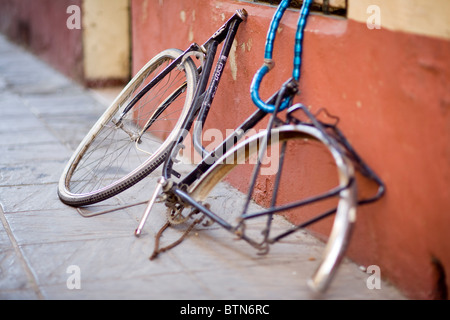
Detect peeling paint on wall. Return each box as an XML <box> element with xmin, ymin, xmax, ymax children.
<box><xmin>229</xmin><ymin>39</ymin><xmax>238</xmax><ymax>81</ymax></box>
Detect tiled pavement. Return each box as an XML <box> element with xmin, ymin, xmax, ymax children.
<box><xmin>0</xmin><ymin>34</ymin><xmax>405</xmax><ymax>300</ymax></box>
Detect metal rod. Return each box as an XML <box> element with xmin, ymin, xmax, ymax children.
<box><xmin>241</xmin><ymin>86</ymin><xmax>288</xmax><ymax>216</ymax></box>
<box><xmin>261</xmin><ymin>139</ymin><xmax>287</xmax><ymax>241</ymax></box>
<box><xmin>173</xmin><ymin>188</ymin><xmax>234</xmax><ymax>231</ymax></box>
<box><xmin>135</xmin><ymin>177</ymin><xmax>166</xmax><ymax>237</ymax></box>
<box><xmin>241</xmin><ymin>183</ymin><xmax>347</xmax><ymax>220</ymax></box>
<box><xmin>120</xmin><ymin>44</ymin><xmax>201</xmax><ymax>121</ymax></box>
<box><xmin>270</xmin><ymin>207</ymin><xmax>337</xmax><ymax>243</ymax></box>
<box><xmin>76</xmin><ymin>201</ymin><xmax>148</xmax><ymax>218</ymax></box>
<box><xmin>193</xmin><ymin>19</ymin><xmax>241</xmax><ymax>157</ymax></box>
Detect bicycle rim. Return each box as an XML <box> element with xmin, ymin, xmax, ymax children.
<box><xmin>58</xmin><ymin>49</ymin><xmax>198</xmax><ymax>206</ymax></box>
<box><xmin>187</xmin><ymin>125</ymin><xmax>357</xmax><ymax>292</ymax></box>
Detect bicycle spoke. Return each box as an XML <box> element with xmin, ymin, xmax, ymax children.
<box><xmin>60</xmin><ymin>49</ymin><xmax>198</xmax><ymax>202</ymax></box>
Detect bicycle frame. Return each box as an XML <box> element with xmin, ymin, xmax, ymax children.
<box><xmin>162</xmin><ymin>9</ymin><xmax>251</xmax><ymax>180</ymax></box>
<box><xmin>133</xmin><ymin>3</ymin><xmax>385</xmax><ymax>292</ymax></box>
<box><xmin>133</xmin><ymin>8</ymin><xmax>267</xmax><ymax>233</ymax></box>
<box><xmin>159</xmin><ymin>95</ymin><xmax>385</xmax><ymax>245</ymax></box>
<box><xmin>118</xmin><ymin>9</ymin><xmax>247</xmax><ymax>138</ymax></box>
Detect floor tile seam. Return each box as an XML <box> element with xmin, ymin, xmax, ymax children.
<box><xmin>11</xmin><ymin>234</ymin><xmax>136</xmax><ymax>248</ymax></box>
<box><xmin>0</xmin><ymin>182</ymin><xmax>60</xmax><ymax>189</ymax></box>
<box><xmin>18</xmin><ymin>92</ymin><xmax>82</xmax><ymax>153</ymax></box>
<box><xmin>15</xmin><ymin>198</ymin><xmax>145</xmax><ymax>223</ymax></box>
<box><xmin>0</xmin><ymin>158</ymin><xmax>69</xmax><ymax>167</ymax></box>
<box><xmin>0</xmin><ymin>117</ymin><xmax>45</xmax><ymax>125</ymax></box>
<box><xmin>36</xmin><ymin>268</ymin><xmax>209</xmax><ymax>294</ymax></box>
<box><xmin>0</xmin><ymin>205</ymin><xmax>44</xmax><ymax>299</ymax></box>
<box><xmin>30</xmin><ymin>249</ymin><xmax>208</xmax><ymax>286</ymax></box>
<box><xmin>173</xmin><ymin>245</ymin><xmax>313</xmax><ymax>269</ymax></box>
<box><xmin>1</xmin><ymin>204</ymin><xmax>140</xmax><ymax>227</ymax></box>
<box><xmin>0</xmin><ymin>158</ymin><xmax>67</xmax><ymax>170</ymax></box>
<box><xmin>0</xmin><ymin>287</ymin><xmax>37</xmax><ymax>294</ymax></box>
<box><xmin>167</xmin><ymin>251</ymin><xmax>221</xmax><ymax>299</ymax></box>
<box><xmin>0</xmin><ymin>137</ymin><xmax>64</xmax><ymax>146</ymax></box>
<box><xmin>0</xmin><ymin>119</ymin><xmax>56</xmax><ymax>128</ymax></box>
<box><xmin>0</xmin><ymin>181</ymin><xmax>60</xmax><ymax>189</ymax></box>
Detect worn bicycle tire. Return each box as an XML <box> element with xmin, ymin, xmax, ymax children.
<box><xmin>58</xmin><ymin>49</ymin><xmax>198</xmax><ymax>206</ymax></box>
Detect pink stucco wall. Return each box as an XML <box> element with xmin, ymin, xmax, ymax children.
<box><xmin>131</xmin><ymin>0</ymin><xmax>450</xmax><ymax>299</ymax></box>
<box><xmin>0</xmin><ymin>0</ymin><xmax>83</xmax><ymax>81</ymax></box>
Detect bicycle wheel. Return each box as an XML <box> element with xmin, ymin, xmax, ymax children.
<box><xmin>186</xmin><ymin>124</ymin><xmax>357</xmax><ymax>292</ymax></box>
<box><xmin>58</xmin><ymin>49</ymin><xmax>198</xmax><ymax>206</ymax></box>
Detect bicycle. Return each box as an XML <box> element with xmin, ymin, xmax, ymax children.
<box><xmin>58</xmin><ymin>0</ymin><xmax>384</xmax><ymax>292</ymax></box>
